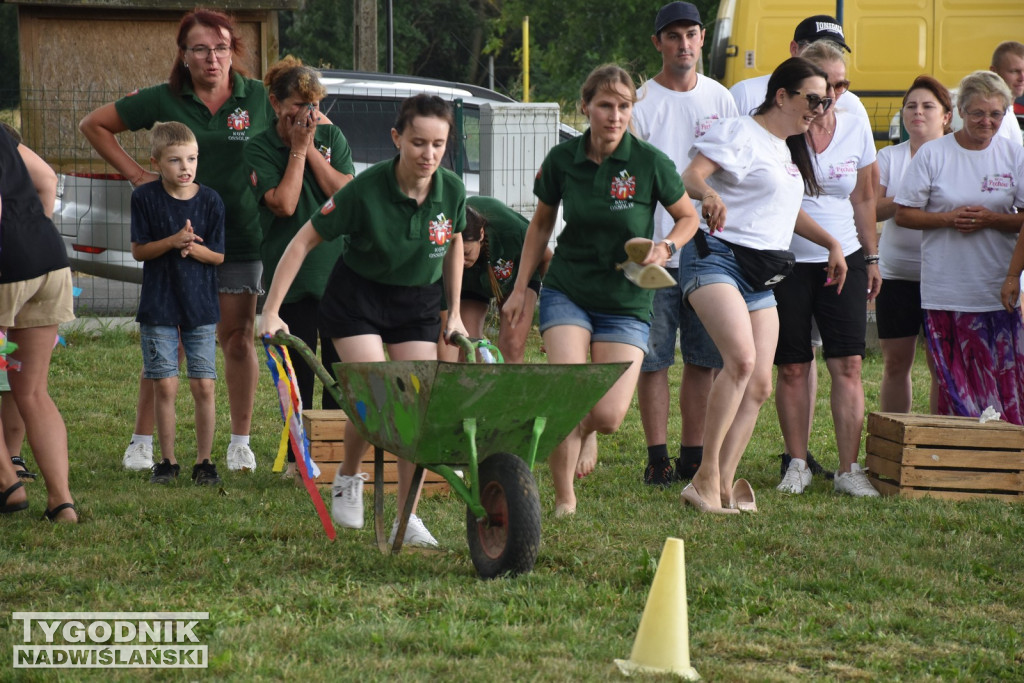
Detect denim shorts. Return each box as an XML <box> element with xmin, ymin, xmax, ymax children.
<box><xmin>218</xmin><ymin>260</ymin><xmax>264</xmax><ymax>295</ymax></box>
<box><xmin>538</xmin><ymin>286</ymin><xmax>650</xmax><ymax>353</ymax></box>
<box><xmin>678</xmin><ymin>232</ymin><xmax>777</xmax><ymax>313</ymax></box>
<box><xmin>140</xmin><ymin>324</ymin><xmax>217</xmax><ymax>380</ymax></box>
<box><xmin>641</xmin><ymin>267</ymin><xmax>723</xmax><ymax>372</ymax></box>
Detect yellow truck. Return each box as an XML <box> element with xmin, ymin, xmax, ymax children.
<box><xmin>708</xmin><ymin>0</ymin><xmax>1024</xmax><ymax>145</ymax></box>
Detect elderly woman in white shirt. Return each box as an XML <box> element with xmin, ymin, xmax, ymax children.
<box><xmin>896</xmin><ymin>70</ymin><xmax>1024</xmax><ymax>425</ymax></box>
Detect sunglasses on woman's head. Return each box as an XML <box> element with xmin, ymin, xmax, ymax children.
<box><xmin>788</xmin><ymin>90</ymin><xmax>833</xmax><ymax>112</ymax></box>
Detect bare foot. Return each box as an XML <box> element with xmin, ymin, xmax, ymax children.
<box><xmin>554</xmin><ymin>502</ymin><xmax>576</xmax><ymax>517</ymax></box>
<box><xmin>574</xmin><ymin>431</ymin><xmax>598</xmax><ymax>478</ymax></box>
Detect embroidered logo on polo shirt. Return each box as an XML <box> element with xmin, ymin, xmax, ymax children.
<box><xmin>227</xmin><ymin>108</ymin><xmax>250</xmax><ymax>131</ymax></box>
<box><xmin>981</xmin><ymin>173</ymin><xmax>1015</xmax><ymax>193</ymax></box>
<box><xmin>318</xmin><ymin>144</ymin><xmax>331</xmax><ymax>163</ymax></box>
<box><xmin>320</xmin><ymin>198</ymin><xmax>335</xmax><ymax>215</ymax></box>
<box><xmin>610</xmin><ymin>170</ymin><xmax>637</xmax><ymax>211</ymax></box>
<box><xmin>826</xmin><ymin>160</ymin><xmax>857</xmax><ymax>181</ymax></box>
<box><xmin>695</xmin><ymin>115</ymin><xmax>721</xmax><ymax>139</ymax></box>
<box><xmin>250</xmin><ymin>170</ymin><xmax>257</xmax><ymax>186</ymax></box>
<box><xmin>494</xmin><ymin>258</ymin><xmax>514</xmax><ymax>281</ymax></box>
<box><xmin>428</xmin><ymin>213</ymin><xmax>453</xmax><ymax>246</ymax></box>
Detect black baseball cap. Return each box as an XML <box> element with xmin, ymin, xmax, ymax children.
<box><xmin>654</xmin><ymin>2</ymin><xmax>703</xmax><ymax>34</ymax></box>
<box><xmin>793</xmin><ymin>15</ymin><xmax>851</xmax><ymax>52</ymax></box>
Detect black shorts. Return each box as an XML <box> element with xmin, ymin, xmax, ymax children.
<box><xmin>875</xmin><ymin>278</ymin><xmax>923</xmax><ymax>339</ymax></box>
<box><xmin>319</xmin><ymin>257</ymin><xmax>442</xmax><ymax>344</ymax></box>
<box><xmin>774</xmin><ymin>250</ymin><xmax>868</xmax><ymax>364</ymax></box>
<box><xmin>446</xmin><ymin>279</ymin><xmax>540</xmax><ymax>309</ymax></box>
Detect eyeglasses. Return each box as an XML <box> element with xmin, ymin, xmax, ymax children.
<box><xmin>964</xmin><ymin>109</ymin><xmax>1006</xmax><ymax>123</ymax></box>
<box><xmin>187</xmin><ymin>45</ymin><xmax>231</xmax><ymax>59</ymax></box>
<box><xmin>789</xmin><ymin>90</ymin><xmax>833</xmax><ymax>112</ymax></box>
<box><xmin>828</xmin><ymin>80</ymin><xmax>851</xmax><ymax>96</ymax></box>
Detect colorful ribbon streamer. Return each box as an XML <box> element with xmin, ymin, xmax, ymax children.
<box><xmin>262</xmin><ymin>337</ymin><xmax>335</xmax><ymax>540</ymax></box>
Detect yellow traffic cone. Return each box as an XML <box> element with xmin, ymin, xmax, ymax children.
<box><xmin>614</xmin><ymin>537</ymin><xmax>699</xmax><ymax>680</ymax></box>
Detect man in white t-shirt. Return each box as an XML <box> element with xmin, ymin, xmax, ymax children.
<box><xmin>632</xmin><ymin>2</ymin><xmax>738</xmax><ymax>487</ymax></box>
<box><xmin>990</xmin><ymin>41</ymin><xmax>1024</xmax><ymax>146</ymax></box>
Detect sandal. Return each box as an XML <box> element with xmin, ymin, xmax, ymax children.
<box><xmin>42</xmin><ymin>501</ymin><xmax>77</xmax><ymax>523</ymax></box>
<box><xmin>12</xmin><ymin>456</ymin><xmax>37</xmax><ymax>480</ymax></box>
<box><xmin>1</xmin><ymin>480</ymin><xmax>29</xmax><ymax>513</ymax></box>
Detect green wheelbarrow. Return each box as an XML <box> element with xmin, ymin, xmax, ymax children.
<box><xmin>268</xmin><ymin>332</ymin><xmax>628</xmax><ymax>578</ymax></box>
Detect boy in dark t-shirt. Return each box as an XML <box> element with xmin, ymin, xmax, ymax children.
<box><xmin>131</xmin><ymin>122</ymin><xmax>225</xmax><ymax>486</ymax></box>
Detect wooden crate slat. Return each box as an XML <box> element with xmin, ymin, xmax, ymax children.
<box><xmin>866</xmin><ymin>453</ymin><xmax>904</xmax><ymax>483</ymax></box>
<box><xmin>302</xmin><ymin>409</ymin><xmax>350</xmax><ymax>441</ymax></box>
<box><xmin>901</xmin><ymin>468</ymin><xmax>1023</xmax><ymax>491</ymax></box>
<box><xmin>866</xmin><ymin>435</ymin><xmax>1024</xmax><ymax>469</ymax></box>
<box><xmin>868</xmin><ymin>474</ymin><xmax>1022</xmax><ymax>502</ymax></box>
<box><xmin>868</xmin><ymin>412</ymin><xmax>1024</xmax><ymax>450</ymax></box>
<box><xmin>313</xmin><ymin>462</ymin><xmax>450</xmax><ymax>496</ymax></box>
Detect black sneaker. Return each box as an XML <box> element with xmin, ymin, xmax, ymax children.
<box><xmin>191</xmin><ymin>460</ymin><xmax>221</xmax><ymax>486</ymax></box>
<box><xmin>644</xmin><ymin>456</ymin><xmax>675</xmax><ymax>487</ymax></box>
<box><xmin>676</xmin><ymin>447</ymin><xmax>702</xmax><ymax>481</ymax></box>
<box><xmin>149</xmin><ymin>459</ymin><xmax>180</xmax><ymax>485</ymax></box>
<box><xmin>779</xmin><ymin>452</ymin><xmax>835</xmax><ymax>481</ymax></box>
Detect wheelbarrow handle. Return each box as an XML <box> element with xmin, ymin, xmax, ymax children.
<box><xmin>447</xmin><ymin>333</ymin><xmax>503</xmax><ymax>364</ymax></box>
<box><xmin>264</xmin><ymin>331</ymin><xmax>340</xmax><ymax>393</ymax></box>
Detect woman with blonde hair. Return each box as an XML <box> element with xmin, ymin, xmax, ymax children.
<box><xmin>505</xmin><ymin>63</ymin><xmax>699</xmax><ymax>516</ymax></box>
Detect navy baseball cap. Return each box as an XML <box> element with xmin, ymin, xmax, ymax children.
<box><xmin>655</xmin><ymin>2</ymin><xmax>703</xmax><ymax>34</ymax></box>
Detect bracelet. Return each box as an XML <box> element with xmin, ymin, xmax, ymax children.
<box><xmin>1007</xmin><ymin>274</ymin><xmax>1021</xmax><ymax>280</ymax></box>
<box><xmin>864</xmin><ymin>254</ymin><xmax>880</xmax><ymax>265</ymax></box>
<box><xmin>702</xmin><ymin>193</ymin><xmax>719</xmax><ymax>202</ymax></box>
<box><xmin>291</xmin><ymin>153</ymin><xmax>305</xmax><ymax>160</ymax></box>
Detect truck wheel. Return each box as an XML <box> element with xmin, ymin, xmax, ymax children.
<box><xmin>466</xmin><ymin>452</ymin><xmax>541</xmax><ymax>579</ymax></box>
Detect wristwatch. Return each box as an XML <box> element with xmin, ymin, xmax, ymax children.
<box><xmin>662</xmin><ymin>240</ymin><xmax>677</xmax><ymax>257</ymax></box>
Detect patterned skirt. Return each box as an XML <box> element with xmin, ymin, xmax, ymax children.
<box><xmin>923</xmin><ymin>309</ymin><xmax>1024</xmax><ymax>425</ymax></box>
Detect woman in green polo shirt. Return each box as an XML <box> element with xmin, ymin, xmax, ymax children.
<box><xmin>437</xmin><ymin>195</ymin><xmax>552</xmax><ymax>363</ymax></box>
<box><xmin>504</xmin><ymin>64</ymin><xmax>700</xmax><ymax>517</ymax></box>
<box><xmin>79</xmin><ymin>9</ymin><xmax>270</xmax><ymax>473</ymax></box>
<box><xmin>258</xmin><ymin>94</ymin><xmax>468</xmax><ymax>549</ymax></box>
<box><xmin>244</xmin><ymin>56</ymin><xmax>354</xmax><ymax>476</ymax></box>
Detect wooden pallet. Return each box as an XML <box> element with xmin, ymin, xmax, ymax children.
<box><xmin>866</xmin><ymin>412</ymin><xmax>1024</xmax><ymax>501</ymax></box>
<box><xmin>301</xmin><ymin>409</ymin><xmax>451</xmax><ymax>496</ymax></box>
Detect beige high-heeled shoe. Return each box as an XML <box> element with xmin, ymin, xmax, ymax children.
<box><xmin>731</xmin><ymin>479</ymin><xmax>758</xmax><ymax>513</ymax></box>
<box><xmin>681</xmin><ymin>483</ymin><xmax>739</xmax><ymax>515</ymax></box>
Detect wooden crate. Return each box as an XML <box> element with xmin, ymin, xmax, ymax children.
<box><xmin>301</xmin><ymin>409</ymin><xmax>450</xmax><ymax>496</ymax></box>
<box><xmin>866</xmin><ymin>412</ymin><xmax>1024</xmax><ymax>501</ymax></box>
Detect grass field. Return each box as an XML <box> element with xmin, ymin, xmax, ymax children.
<box><xmin>2</xmin><ymin>322</ymin><xmax>1023</xmax><ymax>681</ymax></box>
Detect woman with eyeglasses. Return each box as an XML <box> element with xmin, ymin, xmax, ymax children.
<box><xmin>895</xmin><ymin>71</ymin><xmax>1024</xmax><ymax>424</ymax></box>
<box><xmin>679</xmin><ymin>57</ymin><xmax>847</xmax><ymax>513</ymax></box>
<box><xmin>875</xmin><ymin>76</ymin><xmax>953</xmax><ymax>414</ymax></box>
<box><xmin>772</xmin><ymin>40</ymin><xmax>881</xmax><ymax>498</ymax></box>
<box><xmin>80</xmin><ymin>9</ymin><xmax>272</xmax><ymax>474</ymax></box>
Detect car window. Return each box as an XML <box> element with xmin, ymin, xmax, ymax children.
<box><xmin>320</xmin><ymin>95</ymin><xmax>479</xmax><ymax>174</ymax></box>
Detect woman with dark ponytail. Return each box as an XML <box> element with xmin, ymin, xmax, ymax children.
<box><xmin>679</xmin><ymin>57</ymin><xmax>847</xmax><ymax>514</ymax></box>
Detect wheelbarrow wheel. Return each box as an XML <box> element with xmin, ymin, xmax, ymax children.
<box><xmin>466</xmin><ymin>452</ymin><xmax>541</xmax><ymax>579</ymax></box>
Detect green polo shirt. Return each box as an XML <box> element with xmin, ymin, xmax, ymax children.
<box><xmin>464</xmin><ymin>195</ymin><xmax>537</xmax><ymax>300</ymax></box>
<box><xmin>536</xmin><ymin>131</ymin><xmax>686</xmax><ymax>321</ymax></box>
<box><xmin>115</xmin><ymin>73</ymin><xmax>272</xmax><ymax>261</ymax></box>
<box><xmin>245</xmin><ymin>122</ymin><xmax>354</xmax><ymax>303</ymax></box>
<box><xmin>311</xmin><ymin>157</ymin><xmax>466</xmax><ymax>287</ymax></box>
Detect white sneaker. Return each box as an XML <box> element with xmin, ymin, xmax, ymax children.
<box><xmin>122</xmin><ymin>441</ymin><xmax>154</xmax><ymax>471</ymax></box>
<box><xmin>777</xmin><ymin>457</ymin><xmax>812</xmax><ymax>494</ymax></box>
<box><xmin>226</xmin><ymin>443</ymin><xmax>257</xmax><ymax>471</ymax></box>
<box><xmin>388</xmin><ymin>514</ymin><xmax>439</xmax><ymax>549</ymax></box>
<box><xmin>331</xmin><ymin>472</ymin><xmax>368</xmax><ymax>529</ymax></box>
<box><xmin>833</xmin><ymin>463</ymin><xmax>881</xmax><ymax>497</ymax></box>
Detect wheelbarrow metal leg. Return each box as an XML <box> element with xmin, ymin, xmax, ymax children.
<box><xmin>391</xmin><ymin>464</ymin><xmax>426</xmax><ymax>554</ymax></box>
<box><xmin>525</xmin><ymin>416</ymin><xmax>548</xmax><ymax>471</ymax></box>
<box><xmin>374</xmin><ymin>445</ymin><xmax>387</xmax><ymax>553</ymax></box>
<box><xmin>462</xmin><ymin>418</ymin><xmax>486</xmax><ymax>519</ymax></box>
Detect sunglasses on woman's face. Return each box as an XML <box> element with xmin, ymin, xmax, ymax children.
<box><xmin>789</xmin><ymin>90</ymin><xmax>833</xmax><ymax>112</ymax></box>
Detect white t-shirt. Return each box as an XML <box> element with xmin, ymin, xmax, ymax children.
<box><xmin>996</xmin><ymin>106</ymin><xmax>1023</xmax><ymax>147</ymax></box>
<box><xmin>729</xmin><ymin>74</ymin><xmax>870</xmax><ymax>122</ymax></box>
<box><xmin>791</xmin><ymin>109</ymin><xmax>877</xmax><ymax>262</ymax></box>
<box><xmin>877</xmin><ymin>141</ymin><xmax>921</xmax><ymax>281</ymax></box>
<box><xmin>633</xmin><ymin>75</ymin><xmax>738</xmax><ymax>266</ymax></box>
<box><xmin>688</xmin><ymin>116</ymin><xmax>805</xmax><ymax>251</ymax></box>
<box><xmin>895</xmin><ymin>134</ymin><xmax>1024</xmax><ymax>312</ymax></box>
